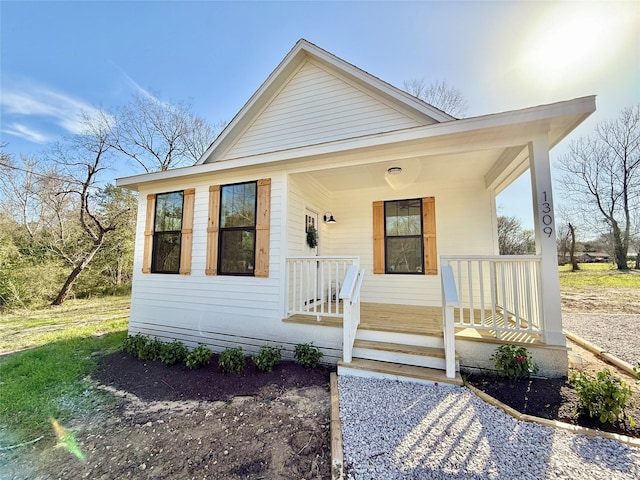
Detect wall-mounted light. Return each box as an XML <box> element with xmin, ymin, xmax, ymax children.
<box><xmin>387</xmin><ymin>166</ymin><xmax>403</xmax><ymax>175</ymax></box>
<box><xmin>323</xmin><ymin>212</ymin><xmax>337</xmax><ymax>223</ymax></box>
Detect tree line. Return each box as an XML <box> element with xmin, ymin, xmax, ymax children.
<box><xmin>0</xmin><ymin>92</ymin><xmax>225</xmax><ymax>310</ymax></box>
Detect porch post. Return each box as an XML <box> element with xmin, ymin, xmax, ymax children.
<box><xmin>528</xmin><ymin>134</ymin><xmax>565</xmax><ymax>346</ymax></box>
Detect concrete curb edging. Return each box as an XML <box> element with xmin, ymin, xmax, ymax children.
<box><xmin>565</xmin><ymin>330</ymin><xmax>637</xmax><ymax>377</ymax></box>
<box><xmin>466</xmin><ymin>384</ymin><xmax>640</xmax><ymax>448</ymax></box>
<box><xmin>330</xmin><ymin>373</ymin><xmax>344</xmax><ymax>480</ymax></box>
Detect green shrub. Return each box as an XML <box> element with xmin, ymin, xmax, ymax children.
<box><xmin>219</xmin><ymin>347</ymin><xmax>246</xmax><ymax>374</ymax></box>
<box><xmin>122</xmin><ymin>333</ymin><xmax>148</xmax><ymax>357</ymax></box>
<box><xmin>570</xmin><ymin>369</ymin><xmax>635</xmax><ymax>426</ymax></box>
<box><xmin>490</xmin><ymin>344</ymin><xmax>539</xmax><ymax>379</ymax></box>
<box><xmin>252</xmin><ymin>345</ymin><xmax>282</xmax><ymax>373</ymax></box>
<box><xmin>294</xmin><ymin>343</ymin><xmax>323</xmax><ymax>368</ymax></box>
<box><xmin>159</xmin><ymin>340</ymin><xmax>187</xmax><ymax>366</ymax></box>
<box><xmin>185</xmin><ymin>344</ymin><xmax>213</xmax><ymax>369</ymax></box>
<box><xmin>137</xmin><ymin>337</ymin><xmax>163</xmax><ymax>361</ymax></box>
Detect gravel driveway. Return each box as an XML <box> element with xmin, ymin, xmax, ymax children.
<box><xmin>339</xmin><ymin>376</ymin><xmax>640</xmax><ymax>480</ymax></box>
<box><xmin>563</xmin><ymin>313</ymin><xmax>640</xmax><ymax>366</ymax></box>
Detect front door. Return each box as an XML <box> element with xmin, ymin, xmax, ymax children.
<box><xmin>304</xmin><ymin>209</ymin><xmax>319</xmax><ymax>306</ymax></box>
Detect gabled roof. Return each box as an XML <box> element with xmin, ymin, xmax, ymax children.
<box><xmin>197</xmin><ymin>39</ymin><xmax>455</xmax><ymax>165</ymax></box>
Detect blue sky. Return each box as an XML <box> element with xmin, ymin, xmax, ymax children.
<box><xmin>1</xmin><ymin>1</ymin><xmax>638</xmax><ymax>228</ymax></box>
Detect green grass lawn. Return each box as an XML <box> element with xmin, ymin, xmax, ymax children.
<box><xmin>0</xmin><ymin>296</ymin><xmax>130</xmax><ymax>444</ymax></box>
<box><xmin>559</xmin><ymin>262</ymin><xmax>640</xmax><ymax>289</ymax></box>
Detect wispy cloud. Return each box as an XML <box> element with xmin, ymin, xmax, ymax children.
<box><xmin>112</xmin><ymin>62</ymin><xmax>173</xmax><ymax>108</ymax></box>
<box><xmin>1</xmin><ymin>123</ymin><xmax>51</xmax><ymax>143</ymax></box>
<box><xmin>0</xmin><ymin>81</ymin><xmax>106</xmax><ymax>141</ymax></box>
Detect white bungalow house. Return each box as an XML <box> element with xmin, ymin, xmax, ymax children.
<box><xmin>117</xmin><ymin>39</ymin><xmax>595</xmax><ymax>382</ymax></box>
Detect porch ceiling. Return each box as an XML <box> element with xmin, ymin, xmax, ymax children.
<box><xmin>306</xmin><ymin>148</ymin><xmax>508</xmax><ymax>192</ymax></box>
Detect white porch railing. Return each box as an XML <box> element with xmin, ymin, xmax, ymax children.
<box><xmin>286</xmin><ymin>256</ymin><xmax>359</xmax><ymax>320</ymax></box>
<box><xmin>441</xmin><ymin>255</ymin><xmax>544</xmax><ymax>339</ymax></box>
<box><xmin>339</xmin><ymin>265</ymin><xmax>365</xmax><ymax>363</ymax></box>
<box><xmin>440</xmin><ymin>264</ymin><xmax>459</xmax><ymax>379</ymax></box>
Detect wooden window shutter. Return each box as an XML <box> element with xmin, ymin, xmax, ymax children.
<box><xmin>205</xmin><ymin>185</ymin><xmax>221</xmax><ymax>276</ymax></box>
<box><xmin>179</xmin><ymin>188</ymin><xmax>195</xmax><ymax>275</ymax></box>
<box><xmin>372</xmin><ymin>201</ymin><xmax>385</xmax><ymax>274</ymax></box>
<box><xmin>422</xmin><ymin>196</ymin><xmax>437</xmax><ymax>275</ymax></box>
<box><xmin>254</xmin><ymin>178</ymin><xmax>271</xmax><ymax>278</ymax></box>
<box><xmin>142</xmin><ymin>194</ymin><xmax>156</xmax><ymax>273</ymax></box>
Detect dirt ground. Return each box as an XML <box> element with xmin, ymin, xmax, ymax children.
<box><xmin>2</xmin><ymin>355</ymin><xmax>333</xmax><ymax>480</ymax></box>
<box><xmin>561</xmin><ymin>286</ymin><xmax>640</xmax><ymax>314</ymax></box>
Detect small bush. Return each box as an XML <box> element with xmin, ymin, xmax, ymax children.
<box><xmin>121</xmin><ymin>333</ymin><xmax>147</xmax><ymax>356</ymax></box>
<box><xmin>570</xmin><ymin>369</ymin><xmax>635</xmax><ymax>426</ymax></box>
<box><xmin>294</xmin><ymin>343</ymin><xmax>323</xmax><ymax>368</ymax></box>
<box><xmin>159</xmin><ymin>340</ymin><xmax>187</xmax><ymax>366</ymax></box>
<box><xmin>252</xmin><ymin>346</ymin><xmax>282</xmax><ymax>373</ymax></box>
<box><xmin>185</xmin><ymin>344</ymin><xmax>213</xmax><ymax>369</ymax></box>
<box><xmin>137</xmin><ymin>337</ymin><xmax>163</xmax><ymax>361</ymax></box>
<box><xmin>219</xmin><ymin>347</ymin><xmax>246</xmax><ymax>374</ymax></box>
<box><xmin>490</xmin><ymin>344</ymin><xmax>539</xmax><ymax>379</ymax></box>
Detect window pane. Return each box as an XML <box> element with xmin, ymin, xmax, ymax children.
<box><xmin>386</xmin><ymin>237</ymin><xmax>423</xmax><ymax>273</ymax></box>
<box><xmin>220</xmin><ymin>230</ymin><xmax>255</xmax><ymax>274</ymax></box>
<box><xmin>155</xmin><ymin>192</ymin><xmax>183</xmax><ymax>232</ymax></box>
<box><xmin>153</xmin><ymin>232</ymin><xmax>181</xmax><ymax>273</ymax></box>
<box><xmin>221</xmin><ymin>183</ymin><xmax>256</xmax><ymax>228</ymax></box>
<box><xmin>385</xmin><ymin>199</ymin><xmax>421</xmax><ymax>236</ymax></box>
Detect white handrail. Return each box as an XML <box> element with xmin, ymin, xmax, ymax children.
<box><xmin>441</xmin><ymin>265</ymin><xmax>459</xmax><ymax>379</ymax></box>
<box><xmin>340</xmin><ymin>265</ymin><xmax>365</xmax><ymax>363</ymax></box>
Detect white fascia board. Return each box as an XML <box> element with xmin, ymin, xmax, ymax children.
<box><xmin>117</xmin><ymin>96</ymin><xmax>596</xmax><ymax>190</ymax></box>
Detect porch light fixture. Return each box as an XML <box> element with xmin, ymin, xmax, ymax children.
<box><xmin>323</xmin><ymin>212</ymin><xmax>337</xmax><ymax>223</ymax></box>
<box><xmin>387</xmin><ymin>166</ymin><xmax>402</xmax><ymax>175</ymax></box>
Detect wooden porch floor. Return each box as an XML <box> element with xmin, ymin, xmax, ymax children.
<box><xmin>283</xmin><ymin>302</ymin><xmax>544</xmax><ymax>345</ymax></box>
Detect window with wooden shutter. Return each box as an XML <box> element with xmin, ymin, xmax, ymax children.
<box><xmin>205</xmin><ymin>185</ymin><xmax>221</xmax><ymax>275</ymax></box>
<box><xmin>207</xmin><ymin>178</ymin><xmax>270</xmax><ymax>277</ymax></box>
<box><xmin>255</xmin><ymin>178</ymin><xmax>271</xmax><ymax>278</ymax></box>
<box><xmin>372</xmin><ymin>196</ymin><xmax>437</xmax><ymax>275</ymax></box>
<box><xmin>142</xmin><ymin>194</ymin><xmax>156</xmax><ymax>273</ymax></box>
<box><xmin>179</xmin><ymin>188</ymin><xmax>195</xmax><ymax>275</ymax></box>
<box><xmin>143</xmin><ymin>189</ymin><xmax>194</xmax><ymax>275</ymax></box>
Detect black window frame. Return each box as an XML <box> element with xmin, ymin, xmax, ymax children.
<box><xmin>218</xmin><ymin>181</ymin><xmax>258</xmax><ymax>276</ymax></box>
<box><xmin>151</xmin><ymin>190</ymin><xmax>184</xmax><ymax>274</ymax></box>
<box><xmin>384</xmin><ymin>198</ymin><xmax>424</xmax><ymax>275</ymax></box>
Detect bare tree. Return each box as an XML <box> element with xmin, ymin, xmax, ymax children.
<box><xmin>111</xmin><ymin>92</ymin><xmax>222</xmax><ymax>172</ymax></box>
<box><xmin>48</xmin><ymin>114</ymin><xmax>135</xmax><ymax>305</ymax></box>
<box><xmin>402</xmin><ymin>79</ymin><xmax>468</xmax><ymax>118</ymax></box>
<box><xmin>497</xmin><ymin>215</ymin><xmax>535</xmax><ymax>255</ymax></box>
<box><xmin>557</xmin><ymin>105</ymin><xmax>640</xmax><ymax>270</ymax></box>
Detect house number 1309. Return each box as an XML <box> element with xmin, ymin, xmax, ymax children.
<box><xmin>541</xmin><ymin>191</ymin><xmax>553</xmax><ymax>237</ymax></box>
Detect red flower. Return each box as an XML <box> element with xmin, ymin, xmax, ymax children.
<box><xmin>516</xmin><ymin>355</ymin><xmax>524</xmax><ymax>362</ymax></box>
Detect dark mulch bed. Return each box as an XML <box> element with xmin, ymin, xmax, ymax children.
<box><xmin>466</xmin><ymin>372</ymin><xmax>640</xmax><ymax>438</ymax></box>
<box><xmin>95</xmin><ymin>352</ymin><xmax>334</xmax><ymax>402</ymax></box>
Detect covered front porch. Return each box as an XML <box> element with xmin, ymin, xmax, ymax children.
<box><xmin>283</xmin><ymin>255</ymin><xmax>565</xmax><ymax>382</ymax></box>
<box><xmin>279</xmin><ymin>97</ymin><xmax>595</xmax><ymax>380</ymax></box>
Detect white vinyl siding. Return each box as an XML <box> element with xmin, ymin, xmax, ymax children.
<box><xmin>223</xmin><ymin>60</ymin><xmax>423</xmax><ymax>160</ymax></box>
<box><xmin>130</xmin><ymin>170</ymin><xmax>323</xmax><ymax>355</ymax></box>
<box><xmin>320</xmin><ymin>179</ymin><xmax>495</xmax><ymax>307</ymax></box>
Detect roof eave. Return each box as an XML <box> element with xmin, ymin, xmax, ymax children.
<box><xmin>116</xmin><ymin>95</ymin><xmax>596</xmax><ymax>191</ymax></box>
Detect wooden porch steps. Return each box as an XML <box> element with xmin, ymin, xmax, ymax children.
<box><xmin>351</xmin><ymin>338</ymin><xmax>459</xmax><ymax>371</ymax></box>
<box><xmin>337</xmin><ymin>358</ymin><xmax>463</xmax><ymax>386</ymax></box>
<box><xmin>352</xmin><ymin>339</ymin><xmax>459</xmax><ymax>360</ymax></box>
